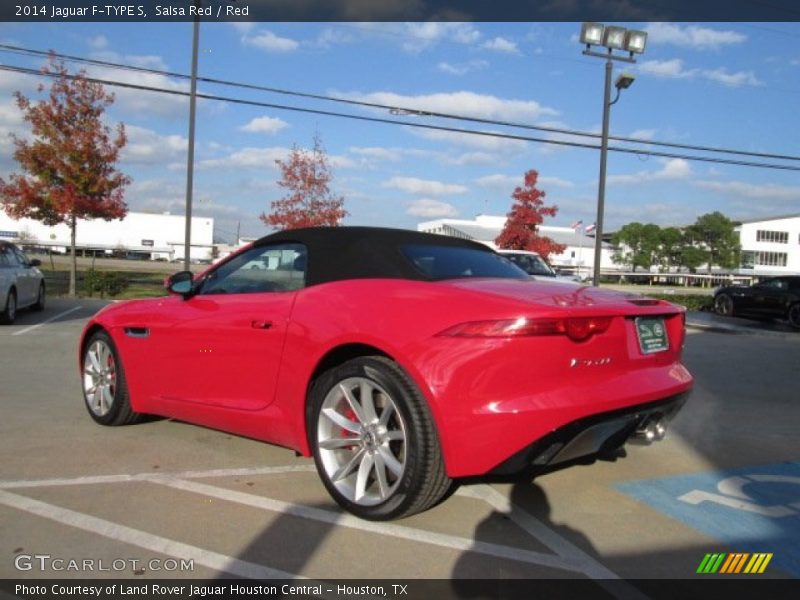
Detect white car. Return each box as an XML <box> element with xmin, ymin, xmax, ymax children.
<box><xmin>497</xmin><ymin>249</ymin><xmax>583</xmax><ymax>284</ymax></box>
<box><xmin>0</xmin><ymin>241</ymin><xmax>45</xmax><ymax>324</ymax></box>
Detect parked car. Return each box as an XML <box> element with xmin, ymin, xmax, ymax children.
<box><xmin>0</xmin><ymin>241</ymin><xmax>45</xmax><ymax>324</ymax></box>
<box><xmin>497</xmin><ymin>249</ymin><xmax>583</xmax><ymax>283</ymax></box>
<box><xmin>79</xmin><ymin>227</ymin><xmax>692</xmax><ymax>520</ymax></box>
<box><xmin>714</xmin><ymin>276</ymin><xmax>800</xmax><ymax>329</ymax></box>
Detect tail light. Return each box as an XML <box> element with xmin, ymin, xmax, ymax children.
<box><xmin>438</xmin><ymin>316</ymin><xmax>612</xmax><ymax>342</ymax></box>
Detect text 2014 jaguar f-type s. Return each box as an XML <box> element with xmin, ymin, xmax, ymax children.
<box><xmin>80</xmin><ymin>227</ymin><xmax>692</xmax><ymax>520</ymax></box>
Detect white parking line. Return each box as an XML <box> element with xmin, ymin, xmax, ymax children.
<box><xmin>461</xmin><ymin>485</ymin><xmax>650</xmax><ymax>600</ymax></box>
<box><xmin>154</xmin><ymin>476</ymin><xmax>582</xmax><ymax>573</ymax></box>
<box><xmin>12</xmin><ymin>305</ymin><xmax>83</xmax><ymax>336</ymax></box>
<box><xmin>0</xmin><ymin>488</ymin><xmax>306</xmax><ymax>580</ymax></box>
<box><xmin>0</xmin><ymin>464</ymin><xmax>316</xmax><ymax>490</ymax></box>
<box><xmin>0</xmin><ymin>465</ymin><xmax>648</xmax><ymax>593</ymax></box>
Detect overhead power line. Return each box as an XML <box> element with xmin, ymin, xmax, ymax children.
<box><xmin>2</xmin><ymin>43</ymin><xmax>800</xmax><ymax>165</ymax></box>
<box><xmin>2</xmin><ymin>63</ymin><xmax>800</xmax><ymax>174</ymax></box>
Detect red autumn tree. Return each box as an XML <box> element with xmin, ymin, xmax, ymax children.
<box><xmin>261</xmin><ymin>134</ymin><xmax>348</xmax><ymax>230</ymax></box>
<box><xmin>495</xmin><ymin>169</ymin><xmax>566</xmax><ymax>261</ymax></box>
<box><xmin>0</xmin><ymin>56</ymin><xmax>129</xmax><ymax>296</ymax></box>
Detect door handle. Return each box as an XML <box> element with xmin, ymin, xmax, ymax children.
<box><xmin>251</xmin><ymin>320</ymin><xmax>273</xmax><ymax>330</ymax></box>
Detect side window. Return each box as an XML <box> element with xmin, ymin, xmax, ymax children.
<box><xmin>200</xmin><ymin>243</ymin><xmax>307</xmax><ymax>295</ymax></box>
<box><xmin>3</xmin><ymin>247</ymin><xmax>21</xmax><ymax>267</ymax></box>
<box><xmin>13</xmin><ymin>248</ymin><xmax>30</xmax><ymax>267</ymax></box>
<box><xmin>0</xmin><ymin>246</ymin><xmax>11</xmax><ymax>267</ymax></box>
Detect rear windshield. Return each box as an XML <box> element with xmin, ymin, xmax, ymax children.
<box><xmin>401</xmin><ymin>244</ymin><xmax>529</xmax><ymax>281</ymax></box>
<box><xmin>503</xmin><ymin>252</ymin><xmax>556</xmax><ymax>277</ymax></box>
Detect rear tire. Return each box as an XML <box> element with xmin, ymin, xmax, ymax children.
<box><xmin>82</xmin><ymin>330</ymin><xmax>140</xmax><ymax>426</ymax></box>
<box><xmin>308</xmin><ymin>356</ymin><xmax>451</xmax><ymax>520</ymax></box>
<box><xmin>0</xmin><ymin>289</ymin><xmax>16</xmax><ymax>325</ymax></box>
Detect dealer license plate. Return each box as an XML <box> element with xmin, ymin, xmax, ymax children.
<box><xmin>635</xmin><ymin>317</ymin><xmax>669</xmax><ymax>354</ymax></box>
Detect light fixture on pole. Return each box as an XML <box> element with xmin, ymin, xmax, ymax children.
<box><xmin>579</xmin><ymin>22</ymin><xmax>647</xmax><ymax>287</ymax></box>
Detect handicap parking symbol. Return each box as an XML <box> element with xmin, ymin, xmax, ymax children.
<box><xmin>616</xmin><ymin>461</ymin><xmax>800</xmax><ymax>578</ymax></box>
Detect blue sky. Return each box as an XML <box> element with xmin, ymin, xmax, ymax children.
<box><xmin>1</xmin><ymin>21</ymin><xmax>799</xmax><ymax>242</ymax></box>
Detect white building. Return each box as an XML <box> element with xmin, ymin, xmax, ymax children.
<box><xmin>417</xmin><ymin>214</ymin><xmax>616</xmax><ymax>276</ymax></box>
<box><xmin>0</xmin><ymin>207</ymin><xmax>214</xmax><ymax>261</ymax></box>
<box><xmin>736</xmin><ymin>214</ymin><xmax>800</xmax><ymax>276</ymax></box>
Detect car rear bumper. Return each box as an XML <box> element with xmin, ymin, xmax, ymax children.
<box><xmin>488</xmin><ymin>391</ymin><xmax>689</xmax><ymax>475</ymax></box>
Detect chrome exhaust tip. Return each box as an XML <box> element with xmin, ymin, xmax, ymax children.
<box><xmin>634</xmin><ymin>415</ymin><xmax>667</xmax><ymax>443</ymax></box>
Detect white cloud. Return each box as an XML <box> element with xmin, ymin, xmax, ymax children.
<box><xmin>702</xmin><ymin>68</ymin><xmax>761</xmax><ymax>87</ymax></box>
<box><xmin>121</xmin><ymin>125</ymin><xmax>187</xmax><ymax>165</ymax></box>
<box><xmin>437</xmin><ymin>60</ymin><xmax>489</xmax><ymax>76</ymax></box>
<box><xmin>401</xmin><ymin>22</ymin><xmax>481</xmax><ymax>52</ymax></box>
<box><xmin>645</xmin><ymin>23</ymin><xmax>746</xmax><ymax>50</ymax></box>
<box><xmin>338</xmin><ymin>90</ymin><xmax>558</xmax><ymax>122</ymax></box>
<box><xmin>476</xmin><ymin>174</ymin><xmax>519</xmax><ymax>190</ymax></box>
<box><xmin>84</xmin><ymin>52</ymin><xmax>190</xmax><ymax>117</ymax></box>
<box><xmin>199</xmin><ymin>146</ymin><xmax>354</xmax><ymax>171</ymax></box>
<box><xmin>629</xmin><ymin>129</ymin><xmax>657</xmax><ymax>141</ymax></box>
<box><xmin>409</xmin><ymin>128</ymin><xmax>528</xmax><ymax>153</ymax></box>
<box><xmin>476</xmin><ymin>173</ymin><xmax>573</xmax><ymax>190</ymax></box>
<box><xmin>310</xmin><ymin>27</ymin><xmax>356</xmax><ymax>48</ymax></box>
<box><xmin>385</xmin><ymin>176</ymin><xmax>467</xmax><ymax>196</ymax></box>
<box><xmin>694</xmin><ymin>180</ymin><xmax>800</xmax><ymax>200</ymax></box>
<box><xmin>481</xmin><ymin>37</ymin><xmax>520</xmax><ymax>55</ymax></box>
<box><xmin>608</xmin><ymin>158</ymin><xmax>692</xmax><ymax>185</ymax></box>
<box><xmin>406</xmin><ymin>198</ymin><xmax>459</xmax><ymax>218</ymax></box>
<box><xmin>639</xmin><ymin>59</ymin><xmax>690</xmax><ymax>79</ymax></box>
<box><xmin>348</xmin><ymin>147</ymin><xmax>404</xmax><ymax>162</ymax></box>
<box><xmin>638</xmin><ymin>59</ymin><xmax>762</xmax><ymax>87</ymax></box>
<box><xmin>199</xmin><ymin>147</ymin><xmax>290</xmax><ymax>169</ymax></box>
<box><xmin>241</xmin><ymin>29</ymin><xmax>299</xmax><ymax>53</ymax></box>
<box><xmin>239</xmin><ymin>116</ymin><xmax>289</xmax><ymax>135</ymax></box>
<box><xmin>88</xmin><ymin>35</ymin><xmax>109</xmax><ymax>50</ymax></box>
<box><xmin>539</xmin><ymin>176</ymin><xmax>575</xmax><ymax>189</ymax></box>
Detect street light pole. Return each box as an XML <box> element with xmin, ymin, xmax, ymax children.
<box><xmin>578</xmin><ymin>22</ymin><xmax>647</xmax><ymax>287</ymax></box>
<box><xmin>593</xmin><ymin>58</ymin><xmax>613</xmax><ymax>287</ymax></box>
<box><xmin>183</xmin><ymin>9</ymin><xmax>200</xmax><ymax>272</ymax></box>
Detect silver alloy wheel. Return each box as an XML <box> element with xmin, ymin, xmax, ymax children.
<box><xmin>83</xmin><ymin>340</ymin><xmax>118</xmax><ymax>417</ymax></box>
<box><xmin>317</xmin><ymin>376</ymin><xmax>407</xmax><ymax>506</ymax></box>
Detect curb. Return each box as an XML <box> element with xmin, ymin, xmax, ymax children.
<box><xmin>686</xmin><ymin>320</ymin><xmax>799</xmax><ymax>340</ymax></box>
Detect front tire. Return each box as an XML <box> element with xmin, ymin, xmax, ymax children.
<box><xmin>308</xmin><ymin>356</ymin><xmax>451</xmax><ymax>520</ymax></box>
<box><xmin>32</xmin><ymin>282</ymin><xmax>45</xmax><ymax>311</ymax></box>
<box><xmin>82</xmin><ymin>330</ymin><xmax>140</xmax><ymax>426</ymax></box>
<box><xmin>788</xmin><ymin>303</ymin><xmax>800</xmax><ymax>330</ymax></box>
<box><xmin>0</xmin><ymin>289</ymin><xmax>16</xmax><ymax>325</ymax></box>
<box><xmin>714</xmin><ymin>293</ymin><xmax>735</xmax><ymax>317</ymax></box>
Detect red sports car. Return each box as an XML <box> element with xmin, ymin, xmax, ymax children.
<box><xmin>79</xmin><ymin>227</ymin><xmax>692</xmax><ymax>520</ymax></box>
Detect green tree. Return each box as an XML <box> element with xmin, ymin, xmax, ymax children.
<box><xmin>0</xmin><ymin>57</ymin><xmax>129</xmax><ymax>297</ymax></box>
<box><xmin>611</xmin><ymin>222</ymin><xmax>662</xmax><ymax>272</ymax></box>
<box><xmin>685</xmin><ymin>212</ymin><xmax>740</xmax><ymax>273</ymax></box>
<box><xmin>657</xmin><ymin>226</ymin><xmax>684</xmax><ymax>271</ymax></box>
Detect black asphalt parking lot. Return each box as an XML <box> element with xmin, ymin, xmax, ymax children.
<box><xmin>1</xmin><ymin>298</ymin><xmax>799</xmax><ymax>594</ymax></box>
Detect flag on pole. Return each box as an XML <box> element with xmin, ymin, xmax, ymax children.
<box><xmin>571</xmin><ymin>220</ymin><xmax>583</xmax><ymax>230</ymax></box>
<box><xmin>585</xmin><ymin>222</ymin><xmax>597</xmax><ymax>234</ymax></box>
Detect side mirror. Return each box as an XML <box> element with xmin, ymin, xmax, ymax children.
<box><xmin>166</xmin><ymin>271</ymin><xmax>195</xmax><ymax>298</ymax></box>
<box><xmin>29</xmin><ymin>259</ymin><xmax>42</xmax><ymax>267</ymax></box>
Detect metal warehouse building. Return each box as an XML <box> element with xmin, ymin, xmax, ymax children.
<box><xmin>0</xmin><ymin>207</ymin><xmax>214</xmax><ymax>261</ymax></box>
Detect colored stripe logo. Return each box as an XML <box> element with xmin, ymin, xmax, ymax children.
<box><xmin>697</xmin><ymin>553</ymin><xmax>772</xmax><ymax>574</ymax></box>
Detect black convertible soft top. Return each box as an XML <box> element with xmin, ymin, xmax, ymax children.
<box><xmin>253</xmin><ymin>226</ymin><xmax>496</xmax><ymax>286</ymax></box>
